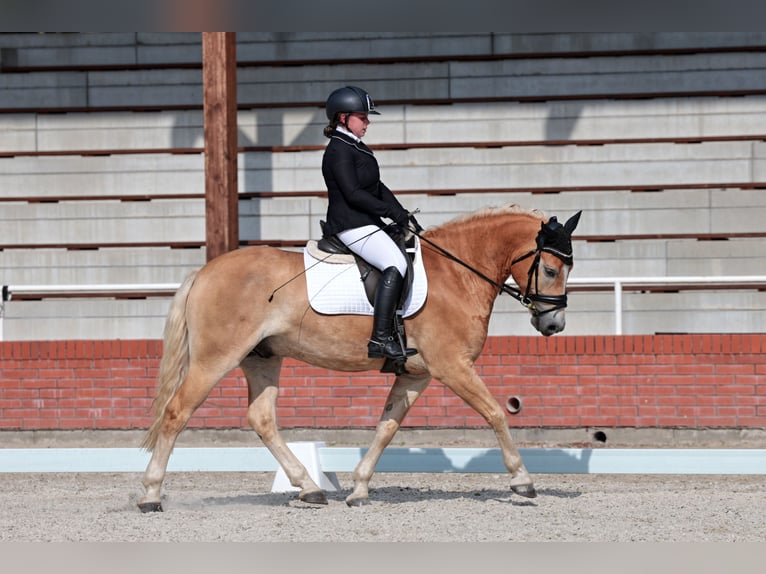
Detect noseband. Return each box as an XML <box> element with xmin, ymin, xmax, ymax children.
<box><xmin>502</xmin><ymin>244</ymin><xmax>571</xmax><ymax>316</ymax></box>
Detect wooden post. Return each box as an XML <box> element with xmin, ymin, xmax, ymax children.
<box><xmin>202</xmin><ymin>32</ymin><xmax>238</xmax><ymax>261</ymax></box>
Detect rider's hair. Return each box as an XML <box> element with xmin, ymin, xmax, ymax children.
<box><xmin>323</xmin><ymin>118</ymin><xmax>339</xmax><ymax>138</ymax></box>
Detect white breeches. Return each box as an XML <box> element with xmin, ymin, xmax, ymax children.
<box><xmin>336</xmin><ymin>225</ymin><xmax>407</xmax><ymax>278</ymax></box>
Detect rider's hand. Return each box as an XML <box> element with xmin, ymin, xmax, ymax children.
<box><xmin>394</xmin><ymin>211</ymin><xmax>411</xmax><ymax>228</ymax></box>
<box><xmin>408</xmin><ymin>215</ymin><xmax>424</xmax><ymax>233</ymax></box>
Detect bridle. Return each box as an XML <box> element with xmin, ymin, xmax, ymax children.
<box><xmin>503</xmin><ymin>243</ymin><xmax>572</xmax><ymax>316</ymax></box>
<box><xmin>411</xmin><ymin>219</ymin><xmax>574</xmax><ymax>318</ymax></box>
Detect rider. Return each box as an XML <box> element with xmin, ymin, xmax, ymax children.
<box><xmin>321</xmin><ymin>85</ymin><xmax>423</xmax><ymax>361</ymax></box>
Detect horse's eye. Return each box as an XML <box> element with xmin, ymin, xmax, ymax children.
<box><xmin>543</xmin><ymin>265</ymin><xmax>557</xmax><ymax>279</ymax></box>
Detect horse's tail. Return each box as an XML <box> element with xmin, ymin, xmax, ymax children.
<box><xmin>141</xmin><ymin>270</ymin><xmax>198</xmax><ymax>452</ymax></box>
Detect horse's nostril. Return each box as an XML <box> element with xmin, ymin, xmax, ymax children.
<box><xmin>545</xmin><ymin>323</ymin><xmax>559</xmax><ymax>335</ymax></box>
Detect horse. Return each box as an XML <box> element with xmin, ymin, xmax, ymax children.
<box><xmin>138</xmin><ymin>205</ymin><xmax>582</xmax><ymax>511</ymax></box>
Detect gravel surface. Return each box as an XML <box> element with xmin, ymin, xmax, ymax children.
<box><xmin>1</xmin><ymin>471</ymin><xmax>764</xmax><ymax>542</ymax></box>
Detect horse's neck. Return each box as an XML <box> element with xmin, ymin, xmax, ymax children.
<box><xmin>428</xmin><ymin>213</ymin><xmax>539</xmax><ymax>287</ymax></box>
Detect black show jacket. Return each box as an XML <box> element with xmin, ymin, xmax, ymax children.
<box><xmin>321</xmin><ymin>130</ymin><xmax>408</xmax><ymax>236</ymax></box>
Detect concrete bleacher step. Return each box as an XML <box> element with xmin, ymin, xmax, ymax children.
<box><xmin>0</xmin><ymin>33</ymin><xmax>195</xmax><ymax>69</ymax></box>
<box><xmin>0</xmin><ymin>247</ymin><xmax>205</xmax><ymax>285</ymax></box>
<box><xmin>1</xmin><ymin>237</ymin><xmax>763</xmax><ymax>291</ymax></box>
<box><xmin>5</xmin><ymin>49</ymin><xmax>766</xmax><ymax>111</ymax></box>
<box><xmin>398</xmin><ymin>96</ymin><xmax>766</xmax><ymax>145</ymax></box>
<box><xmin>0</xmin><ymin>153</ymin><xmax>205</xmax><ymax>198</ymax></box>
<box><xmin>4</xmin><ymin>33</ymin><xmax>766</xmax><ymax>70</ymax></box>
<box><xmin>490</xmin><ymin>290</ymin><xmax>766</xmax><ymax>336</ymax></box>
<box><xmin>3</xmin><ymin>239</ymin><xmax>763</xmax><ymax>285</ymax></box>
<box><xmin>575</xmin><ymin>237</ymin><xmax>766</xmax><ymax>277</ymax></box>
<box><xmin>5</xmin><ymin>287</ymin><xmax>766</xmax><ymax>341</ymax></box>
<box><xmin>3</xmin><ymin>186</ymin><xmax>766</xmax><ymax>249</ymax></box>
<box><xmin>0</xmin><ymin>199</ymin><xmax>205</xmax><ymax>245</ymax></box>
<box><xmin>3</xmin><ymin>188</ymin><xmax>766</xmax><ymax>247</ymax></box>
<box><xmin>2</xmin><ymin>299</ymin><xmax>172</xmax><ymax>340</ymax></box>
<box><xmin>4</xmin><ymin>96</ymin><xmax>766</xmax><ymax>153</ymax></box>
<box><xmin>2</xmin><ymin>141</ymin><xmax>765</xmax><ymax>200</ymax></box>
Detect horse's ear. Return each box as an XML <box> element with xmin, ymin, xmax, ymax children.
<box><xmin>564</xmin><ymin>211</ymin><xmax>582</xmax><ymax>234</ymax></box>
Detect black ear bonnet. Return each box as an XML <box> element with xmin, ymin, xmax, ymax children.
<box><xmin>536</xmin><ymin>211</ymin><xmax>582</xmax><ymax>266</ymax></box>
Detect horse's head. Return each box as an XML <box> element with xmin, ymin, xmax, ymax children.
<box><xmin>507</xmin><ymin>211</ymin><xmax>581</xmax><ymax>336</ymax></box>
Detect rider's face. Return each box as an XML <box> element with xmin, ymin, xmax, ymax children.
<box><xmin>344</xmin><ymin>112</ymin><xmax>370</xmax><ymax>138</ymax></box>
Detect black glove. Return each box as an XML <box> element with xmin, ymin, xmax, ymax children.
<box><xmin>394</xmin><ymin>211</ymin><xmax>423</xmax><ymax>233</ymax></box>
<box><xmin>408</xmin><ymin>214</ymin><xmax>423</xmax><ymax>233</ymax></box>
<box><xmin>394</xmin><ymin>210</ymin><xmax>411</xmax><ymax>228</ymax></box>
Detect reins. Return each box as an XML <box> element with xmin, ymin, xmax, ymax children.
<box><xmin>409</xmin><ymin>226</ymin><xmax>571</xmax><ymax>317</ymax></box>
<box><xmin>270</xmin><ymin>214</ymin><xmax>572</xmax><ymax>316</ymax></box>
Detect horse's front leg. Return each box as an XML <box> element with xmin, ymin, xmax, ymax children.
<box><xmin>346</xmin><ymin>371</ymin><xmax>431</xmax><ymax>507</ymax></box>
<box><xmin>440</xmin><ymin>365</ymin><xmax>537</xmax><ymax>498</ymax></box>
<box><xmin>240</xmin><ymin>354</ymin><xmax>327</xmax><ymax>505</ymax></box>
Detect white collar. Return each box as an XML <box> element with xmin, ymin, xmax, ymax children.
<box><xmin>336</xmin><ymin>125</ymin><xmax>361</xmax><ymax>142</ymax></box>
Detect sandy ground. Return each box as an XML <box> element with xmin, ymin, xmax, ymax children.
<box><xmin>1</xmin><ymin>470</ymin><xmax>764</xmax><ymax>542</ymax></box>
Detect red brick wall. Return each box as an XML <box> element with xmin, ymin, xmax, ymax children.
<box><xmin>0</xmin><ymin>335</ymin><xmax>764</xmax><ymax>431</ymax></box>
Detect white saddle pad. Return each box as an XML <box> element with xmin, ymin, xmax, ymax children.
<box><xmin>303</xmin><ymin>237</ymin><xmax>428</xmax><ymax>317</ymax></box>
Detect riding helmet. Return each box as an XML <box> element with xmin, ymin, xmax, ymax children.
<box><xmin>325</xmin><ymin>86</ymin><xmax>381</xmax><ymax>120</ymax></box>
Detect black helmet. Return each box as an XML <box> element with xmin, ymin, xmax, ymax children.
<box><xmin>325</xmin><ymin>86</ymin><xmax>380</xmax><ymax>120</ymax></box>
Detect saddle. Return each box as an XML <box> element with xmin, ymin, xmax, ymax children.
<box><xmin>316</xmin><ymin>221</ymin><xmax>416</xmax><ymax>307</ymax></box>
<box><xmin>310</xmin><ymin>222</ymin><xmax>420</xmax><ymax>376</ymax></box>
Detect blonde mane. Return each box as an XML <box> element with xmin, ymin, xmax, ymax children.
<box><xmin>428</xmin><ymin>204</ymin><xmax>547</xmax><ymax>234</ymax></box>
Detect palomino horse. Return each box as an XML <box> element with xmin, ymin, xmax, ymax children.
<box><xmin>138</xmin><ymin>205</ymin><xmax>581</xmax><ymax>511</ymax></box>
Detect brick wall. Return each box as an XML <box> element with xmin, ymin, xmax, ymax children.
<box><xmin>0</xmin><ymin>335</ymin><xmax>764</xmax><ymax>431</ymax></box>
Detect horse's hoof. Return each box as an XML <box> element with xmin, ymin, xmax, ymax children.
<box><xmin>300</xmin><ymin>490</ymin><xmax>328</xmax><ymax>505</ymax></box>
<box><xmin>345</xmin><ymin>496</ymin><xmax>370</xmax><ymax>507</ymax></box>
<box><xmin>138</xmin><ymin>501</ymin><xmax>163</xmax><ymax>513</ymax></box>
<box><xmin>511</xmin><ymin>484</ymin><xmax>538</xmax><ymax>499</ymax></box>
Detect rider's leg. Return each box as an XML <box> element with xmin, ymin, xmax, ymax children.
<box><xmin>336</xmin><ymin>225</ymin><xmax>407</xmax><ymax>277</ymax></box>
<box><xmin>336</xmin><ymin>226</ymin><xmax>413</xmax><ymax>360</ymax></box>
<box><xmin>366</xmin><ymin>266</ymin><xmax>416</xmax><ymax>359</ymax></box>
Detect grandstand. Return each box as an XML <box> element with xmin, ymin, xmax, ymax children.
<box><xmin>2</xmin><ymin>32</ymin><xmax>766</xmax><ymax>339</ymax></box>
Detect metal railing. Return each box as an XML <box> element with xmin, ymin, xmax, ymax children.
<box><xmin>3</xmin><ymin>276</ymin><xmax>766</xmax><ymax>339</ymax></box>
<box><xmin>566</xmin><ymin>276</ymin><xmax>766</xmax><ymax>334</ymax></box>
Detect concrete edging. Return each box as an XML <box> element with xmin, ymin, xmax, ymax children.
<box><xmin>1</xmin><ymin>445</ymin><xmax>765</xmax><ymax>475</ymax></box>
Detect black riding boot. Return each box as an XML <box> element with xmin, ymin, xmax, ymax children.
<box><xmin>367</xmin><ymin>267</ymin><xmax>416</xmax><ymax>360</ymax></box>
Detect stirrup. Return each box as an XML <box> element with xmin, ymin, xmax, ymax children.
<box><xmin>367</xmin><ymin>338</ymin><xmax>416</xmax><ymax>360</ymax></box>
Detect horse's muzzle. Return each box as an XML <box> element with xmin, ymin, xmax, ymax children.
<box><xmin>531</xmin><ymin>308</ymin><xmax>566</xmax><ymax>336</ymax></box>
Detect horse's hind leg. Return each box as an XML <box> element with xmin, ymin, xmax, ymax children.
<box><xmin>138</xmin><ymin>363</ymin><xmax>227</xmax><ymax>512</ymax></box>
<box><xmin>346</xmin><ymin>371</ymin><xmax>432</xmax><ymax>507</ymax></box>
<box><xmin>240</xmin><ymin>353</ymin><xmax>328</xmax><ymax>505</ymax></box>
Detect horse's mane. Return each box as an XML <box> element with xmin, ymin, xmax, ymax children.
<box><xmin>427</xmin><ymin>204</ymin><xmax>547</xmax><ymax>234</ymax></box>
